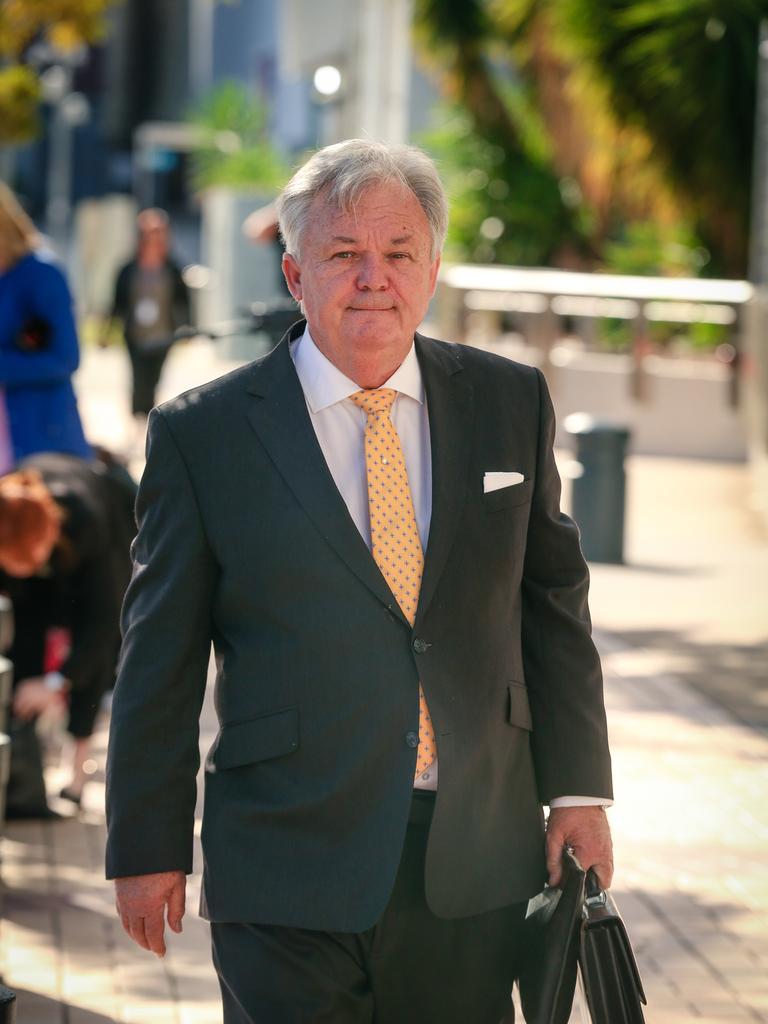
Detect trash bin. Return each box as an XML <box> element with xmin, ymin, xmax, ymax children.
<box><xmin>564</xmin><ymin>414</ymin><xmax>630</xmax><ymax>564</ymax></box>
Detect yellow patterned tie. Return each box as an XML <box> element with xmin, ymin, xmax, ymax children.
<box><xmin>349</xmin><ymin>388</ymin><xmax>437</xmax><ymax>778</ymax></box>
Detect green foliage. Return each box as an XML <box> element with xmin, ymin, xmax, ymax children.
<box><xmin>553</xmin><ymin>0</ymin><xmax>762</xmax><ymax>273</ymax></box>
<box><xmin>0</xmin><ymin>0</ymin><xmax>119</xmax><ymax>144</ymax></box>
<box><xmin>596</xmin><ymin>318</ymin><xmax>632</xmax><ymax>351</ymax></box>
<box><xmin>0</xmin><ymin>63</ymin><xmax>40</xmax><ymax>142</ymax></box>
<box><xmin>602</xmin><ymin>221</ymin><xmax>710</xmax><ymax>277</ymax></box>
<box><xmin>416</xmin><ymin>0</ymin><xmax>762</xmax><ymax>276</ymax></box>
<box><xmin>187</xmin><ymin>81</ymin><xmax>289</xmax><ymax>192</ymax></box>
<box><xmin>0</xmin><ymin>0</ymin><xmax>116</xmax><ymax>57</ymax></box>
<box><xmin>423</xmin><ymin>105</ymin><xmax>586</xmax><ymax>266</ymax></box>
<box><xmin>686</xmin><ymin>320</ymin><xmax>729</xmax><ymax>350</ymax></box>
<box><xmin>191</xmin><ymin>80</ymin><xmax>270</xmax><ymax>147</ymax></box>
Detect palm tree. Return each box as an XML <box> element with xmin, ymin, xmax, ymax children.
<box><xmin>553</xmin><ymin>0</ymin><xmax>763</xmax><ymax>274</ymax></box>
<box><xmin>416</xmin><ymin>0</ymin><xmax>764</xmax><ymax>275</ymax></box>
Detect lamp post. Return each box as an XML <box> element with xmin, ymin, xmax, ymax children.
<box><xmin>29</xmin><ymin>42</ymin><xmax>90</xmax><ymax>248</ymax></box>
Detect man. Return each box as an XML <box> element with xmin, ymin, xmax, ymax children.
<box><xmin>103</xmin><ymin>208</ymin><xmax>191</xmax><ymax>427</ymax></box>
<box><xmin>106</xmin><ymin>140</ymin><xmax>613</xmax><ymax>1024</ymax></box>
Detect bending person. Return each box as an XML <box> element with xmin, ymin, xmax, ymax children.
<box><xmin>0</xmin><ymin>454</ymin><xmax>133</xmax><ymax>815</ymax></box>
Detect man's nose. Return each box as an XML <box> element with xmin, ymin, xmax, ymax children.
<box><xmin>356</xmin><ymin>254</ymin><xmax>388</xmax><ymax>290</ymax></box>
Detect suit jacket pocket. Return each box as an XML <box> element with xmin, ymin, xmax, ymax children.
<box><xmin>212</xmin><ymin>706</ymin><xmax>299</xmax><ymax>770</ymax></box>
<box><xmin>507</xmin><ymin>682</ymin><xmax>533</xmax><ymax>732</ymax></box>
<box><xmin>484</xmin><ymin>480</ymin><xmax>533</xmax><ymax>512</ymax></box>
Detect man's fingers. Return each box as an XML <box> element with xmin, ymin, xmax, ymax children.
<box><xmin>545</xmin><ymin>833</ymin><xmax>566</xmax><ymax>887</ymax></box>
<box><xmin>114</xmin><ymin>871</ymin><xmax>186</xmax><ymax>954</ymax></box>
<box><xmin>120</xmin><ymin>909</ymin><xmax>166</xmax><ymax>957</ymax></box>
<box><xmin>588</xmin><ymin>859</ymin><xmax>614</xmax><ymax>891</ymax></box>
<box><xmin>143</xmin><ymin>912</ymin><xmax>168</xmax><ymax>957</ymax></box>
<box><xmin>546</xmin><ymin>806</ymin><xmax>614</xmax><ymax>888</ymax></box>
<box><xmin>166</xmin><ymin>877</ymin><xmax>186</xmax><ymax>934</ymax></box>
<box><xmin>126</xmin><ymin>915</ymin><xmax>151</xmax><ymax>952</ymax></box>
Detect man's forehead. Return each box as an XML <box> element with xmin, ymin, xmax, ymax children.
<box><xmin>309</xmin><ymin>186</ymin><xmax>429</xmax><ymax>238</ymax></box>
<box><xmin>329</xmin><ymin>231</ymin><xmax>417</xmax><ymax>244</ymax></box>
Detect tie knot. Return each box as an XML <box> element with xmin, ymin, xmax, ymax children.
<box><xmin>349</xmin><ymin>388</ymin><xmax>398</xmax><ymax>417</ymax></box>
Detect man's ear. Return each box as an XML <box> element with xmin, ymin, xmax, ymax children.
<box><xmin>282</xmin><ymin>253</ymin><xmax>302</xmax><ymax>301</ymax></box>
<box><xmin>428</xmin><ymin>254</ymin><xmax>441</xmax><ymax>298</ymax></box>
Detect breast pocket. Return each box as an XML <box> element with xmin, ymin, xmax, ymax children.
<box><xmin>212</xmin><ymin>706</ymin><xmax>299</xmax><ymax>770</ymax></box>
<box><xmin>484</xmin><ymin>480</ymin><xmax>533</xmax><ymax>512</ymax></box>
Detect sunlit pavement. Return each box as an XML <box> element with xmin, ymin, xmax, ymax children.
<box><xmin>0</xmin><ymin>340</ymin><xmax>765</xmax><ymax>1023</ymax></box>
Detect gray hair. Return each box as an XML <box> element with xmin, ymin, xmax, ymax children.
<box><xmin>275</xmin><ymin>139</ymin><xmax>448</xmax><ymax>260</ymax></box>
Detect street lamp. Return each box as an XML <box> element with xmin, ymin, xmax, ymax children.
<box><xmin>312</xmin><ymin>64</ymin><xmax>344</xmax><ymax>146</ymax></box>
<box><xmin>313</xmin><ymin>65</ymin><xmax>342</xmax><ymax>99</ymax></box>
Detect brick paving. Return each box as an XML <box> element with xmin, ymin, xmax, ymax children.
<box><xmin>0</xmin><ymin>340</ymin><xmax>765</xmax><ymax>1022</ymax></box>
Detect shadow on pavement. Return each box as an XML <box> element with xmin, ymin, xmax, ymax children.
<box><xmin>5</xmin><ymin>988</ymin><xmax>114</xmax><ymax>1023</ymax></box>
<box><xmin>605</xmin><ymin>627</ymin><xmax>768</xmax><ymax>734</ymax></box>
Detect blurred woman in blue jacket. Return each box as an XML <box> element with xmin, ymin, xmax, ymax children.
<box><xmin>0</xmin><ymin>183</ymin><xmax>91</xmax><ymax>463</ymax></box>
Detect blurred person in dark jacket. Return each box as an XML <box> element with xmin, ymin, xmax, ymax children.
<box><xmin>0</xmin><ymin>453</ymin><xmax>135</xmax><ymax>815</ymax></box>
<box><xmin>103</xmin><ymin>209</ymin><xmax>192</xmax><ymax>430</ymax></box>
<box><xmin>0</xmin><ymin>183</ymin><xmax>91</xmax><ymax>467</ymax></box>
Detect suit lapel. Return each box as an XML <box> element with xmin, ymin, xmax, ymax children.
<box><xmin>244</xmin><ymin>329</ymin><xmax>409</xmax><ymax>624</ymax></box>
<box><xmin>416</xmin><ymin>335</ymin><xmax>474</xmax><ymax>621</ymax></box>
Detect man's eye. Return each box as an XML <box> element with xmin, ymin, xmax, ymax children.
<box><xmin>390</xmin><ymin>252</ymin><xmax>410</xmax><ymax>260</ymax></box>
<box><xmin>333</xmin><ymin>251</ymin><xmax>355</xmax><ymax>259</ymax></box>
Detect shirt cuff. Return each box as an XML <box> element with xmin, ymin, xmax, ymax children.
<box><xmin>548</xmin><ymin>795</ymin><xmax>613</xmax><ymax>808</ymax></box>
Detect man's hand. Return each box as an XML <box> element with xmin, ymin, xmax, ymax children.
<box><xmin>13</xmin><ymin>678</ymin><xmax>65</xmax><ymax>720</ymax></box>
<box><xmin>545</xmin><ymin>805</ymin><xmax>613</xmax><ymax>890</ymax></box>
<box><xmin>115</xmin><ymin>871</ymin><xmax>186</xmax><ymax>957</ymax></box>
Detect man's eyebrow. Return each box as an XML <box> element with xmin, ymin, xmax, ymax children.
<box><xmin>327</xmin><ymin>233</ymin><xmax>416</xmax><ymax>245</ymax></box>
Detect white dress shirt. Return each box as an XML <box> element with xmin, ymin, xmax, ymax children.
<box><xmin>290</xmin><ymin>327</ymin><xmax>609</xmax><ymax>807</ymax></box>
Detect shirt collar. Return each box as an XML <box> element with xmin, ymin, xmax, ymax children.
<box><xmin>291</xmin><ymin>325</ymin><xmax>424</xmax><ymax>413</ymax></box>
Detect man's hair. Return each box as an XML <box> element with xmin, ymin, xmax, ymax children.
<box><xmin>276</xmin><ymin>139</ymin><xmax>448</xmax><ymax>260</ymax></box>
<box><xmin>137</xmin><ymin>208</ymin><xmax>170</xmax><ymax>233</ymax></box>
<box><xmin>0</xmin><ymin>182</ymin><xmax>39</xmax><ymax>266</ymax></box>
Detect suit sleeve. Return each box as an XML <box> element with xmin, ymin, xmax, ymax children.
<box><xmin>521</xmin><ymin>368</ymin><xmax>613</xmax><ymax>804</ymax></box>
<box><xmin>105</xmin><ymin>409</ymin><xmax>217</xmax><ymax>878</ymax></box>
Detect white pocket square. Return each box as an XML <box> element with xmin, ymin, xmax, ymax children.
<box><xmin>484</xmin><ymin>471</ymin><xmax>525</xmax><ymax>493</ymax></box>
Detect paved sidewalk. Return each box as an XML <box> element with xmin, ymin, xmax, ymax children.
<box><xmin>0</xmin><ymin>342</ymin><xmax>765</xmax><ymax>1023</ymax></box>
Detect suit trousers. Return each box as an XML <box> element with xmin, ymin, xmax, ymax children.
<box><xmin>210</xmin><ymin>792</ymin><xmax>528</xmax><ymax>1024</ymax></box>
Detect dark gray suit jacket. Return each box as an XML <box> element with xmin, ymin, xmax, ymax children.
<box><xmin>105</xmin><ymin>322</ymin><xmax>612</xmax><ymax>931</ymax></box>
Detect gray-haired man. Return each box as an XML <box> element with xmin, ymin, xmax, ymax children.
<box><xmin>106</xmin><ymin>139</ymin><xmax>613</xmax><ymax>1023</ymax></box>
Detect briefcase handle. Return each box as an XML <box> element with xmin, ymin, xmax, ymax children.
<box><xmin>584</xmin><ymin>869</ymin><xmax>607</xmax><ymax>907</ymax></box>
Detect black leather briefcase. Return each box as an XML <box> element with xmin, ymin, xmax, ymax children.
<box><xmin>578</xmin><ymin>870</ymin><xmax>647</xmax><ymax>1024</ymax></box>
<box><xmin>517</xmin><ymin>849</ymin><xmax>586</xmax><ymax>1024</ymax></box>
<box><xmin>517</xmin><ymin>852</ymin><xmax>647</xmax><ymax>1024</ymax></box>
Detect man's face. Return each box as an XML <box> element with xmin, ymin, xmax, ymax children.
<box><xmin>282</xmin><ymin>181</ymin><xmax>440</xmax><ymax>384</ymax></box>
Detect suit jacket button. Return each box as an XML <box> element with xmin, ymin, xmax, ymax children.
<box><xmin>412</xmin><ymin>637</ymin><xmax>429</xmax><ymax>654</ymax></box>
<box><xmin>405</xmin><ymin>731</ymin><xmax>419</xmax><ymax>748</ymax></box>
